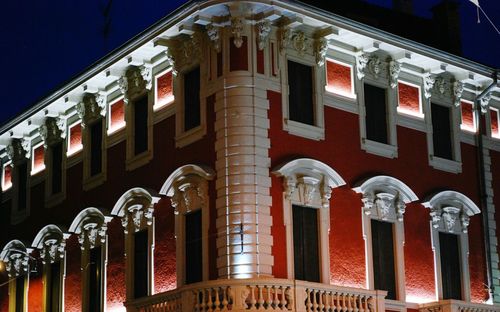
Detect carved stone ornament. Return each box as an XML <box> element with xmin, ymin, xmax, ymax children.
<box><xmin>140</xmin><ymin>65</ymin><xmax>153</xmax><ymax>91</ymax></box>
<box><xmin>120</xmin><ymin>66</ymin><xmax>150</xmax><ymax>104</ymax></box>
<box><xmin>430</xmin><ymin>206</ymin><xmax>470</xmax><ymax>233</ymax></box>
<box><xmin>121</xmin><ymin>205</ymin><xmax>155</xmax><ymax>234</ymax></box>
<box><xmin>362</xmin><ymin>191</ymin><xmax>405</xmax><ymax>221</ymax></box>
<box><xmin>389</xmin><ymin>60</ymin><xmax>401</xmax><ymax>89</ymax></box>
<box><xmin>314</xmin><ymin>37</ymin><xmax>328</xmax><ymax>66</ymax></box>
<box><xmin>4</xmin><ymin>253</ymin><xmax>30</xmax><ymax>278</ymax></box>
<box><xmin>39</xmin><ymin>117</ymin><xmax>65</xmax><ymax>147</ymax></box>
<box><xmin>284</xmin><ymin>174</ymin><xmax>333</xmax><ymax>208</ymax></box>
<box><xmin>367</xmin><ymin>55</ymin><xmax>382</xmax><ymax>79</ymax></box>
<box><xmin>479</xmin><ymin>92</ymin><xmax>491</xmax><ymax>114</ymax></box>
<box><xmin>231</xmin><ymin>17</ymin><xmax>244</xmax><ymax>48</ymax></box>
<box><xmin>206</xmin><ymin>24</ymin><xmax>221</xmax><ymax>52</ymax></box>
<box><xmin>292</xmin><ymin>31</ymin><xmax>307</xmax><ymax>56</ymax></box>
<box><xmin>278</xmin><ymin>26</ymin><xmax>292</xmax><ymax>52</ymax></box>
<box><xmin>6</xmin><ymin>138</ymin><xmax>30</xmax><ymax>163</ymax></box>
<box><xmin>165</xmin><ymin>33</ymin><xmax>202</xmax><ymax>74</ymax></box>
<box><xmin>356</xmin><ymin>54</ymin><xmax>370</xmax><ymax>80</ymax></box>
<box><xmin>76</xmin><ymin>93</ymin><xmax>106</xmax><ymax>127</ymax></box>
<box><xmin>453</xmin><ymin>81</ymin><xmax>464</xmax><ymax>107</ymax></box>
<box><xmin>433</xmin><ymin>76</ymin><xmax>449</xmax><ymax>96</ymax></box>
<box><xmin>169</xmin><ymin>176</ymin><xmax>208</xmax><ymax>214</ymax></box>
<box><xmin>256</xmin><ymin>20</ymin><xmax>271</xmax><ymax>51</ymax></box>
<box><xmin>39</xmin><ymin>239</ymin><xmax>66</xmax><ymax>264</ymax></box>
<box><xmin>78</xmin><ymin>222</ymin><xmax>108</xmax><ymax>250</ymax></box>
<box><xmin>423</xmin><ymin>73</ymin><xmax>435</xmax><ymax>99</ymax></box>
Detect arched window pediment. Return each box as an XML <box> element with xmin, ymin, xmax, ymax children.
<box><xmin>32</xmin><ymin>224</ymin><xmax>69</xmax><ymax>264</ymax></box>
<box><xmin>68</xmin><ymin>207</ymin><xmax>112</xmax><ymax>250</ymax></box>
<box><xmin>0</xmin><ymin>240</ymin><xmax>31</xmax><ymax>278</ymax></box>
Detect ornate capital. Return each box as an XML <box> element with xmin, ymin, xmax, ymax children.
<box><xmin>39</xmin><ymin>117</ymin><xmax>65</xmax><ymax>147</ymax></box>
<box><xmin>256</xmin><ymin>20</ymin><xmax>271</xmax><ymax>51</ymax></box>
<box><xmin>206</xmin><ymin>24</ymin><xmax>221</xmax><ymax>52</ymax></box>
<box><xmin>120</xmin><ymin>205</ymin><xmax>155</xmax><ymax>234</ymax></box>
<box><xmin>78</xmin><ymin>222</ymin><xmax>108</xmax><ymax>250</ymax></box>
<box><xmin>430</xmin><ymin>206</ymin><xmax>470</xmax><ymax>233</ymax></box>
<box><xmin>4</xmin><ymin>253</ymin><xmax>30</xmax><ymax>278</ymax></box>
<box><xmin>231</xmin><ymin>17</ymin><xmax>244</xmax><ymax>48</ymax></box>
<box><xmin>6</xmin><ymin>138</ymin><xmax>29</xmax><ymax>163</ymax></box>
<box><xmin>453</xmin><ymin>81</ymin><xmax>464</xmax><ymax>107</ymax></box>
<box><xmin>423</xmin><ymin>73</ymin><xmax>435</xmax><ymax>99</ymax></box>
<box><xmin>314</xmin><ymin>38</ymin><xmax>328</xmax><ymax>66</ymax></box>
<box><xmin>389</xmin><ymin>60</ymin><xmax>401</xmax><ymax>89</ymax></box>
<box><xmin>356</xmin><ymin>54</ymin><xmax>370</xmax><ymax>80</ymax></box>
<box><xmin>77</xmin><ymin>93</ymin><xmax>106</xmax><ymax>127</ymax></box>
<box><xmin>169</xmin><ymin>176</ymin><xmax>209</xmax><ymax>215</ymax></box>
<box><xmin>40</xmin><ymin>239</ymin><xmax>66</xmax><ymax>264</ymax></box>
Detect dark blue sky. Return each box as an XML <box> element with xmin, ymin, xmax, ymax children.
<box><xmin>0</xmin><ymin>0</ymin><xmax>498</xmax><ymax>126</ymax></box>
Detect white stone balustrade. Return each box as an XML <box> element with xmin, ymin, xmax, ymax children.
<box><xmin>419</xmin><ymin>300</ymin><xmax>500</xmax><ymax>312</ymax></box>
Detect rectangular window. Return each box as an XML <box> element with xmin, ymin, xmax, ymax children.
<box><xmin>90</xmin><ymin>121</ymin><xmax>103</xmax><ymax>177</ymax></box>
<box><xmin>460</xmin><ymin>101</ymin><xmax>476</xmax><ymax>132</ymax></box>
<box><xmin>134</xmin><ymin>95</ymin><xmax>148</xmax><ymax>155</ymax></box>
<box><xmin>2</xmin><ymin>163</ymin><xmax>12</xmax><ymax>191</ymax></box>
<box><xmin>46</xmin><ymin>262</ymin><xmax>61</xmax><ymax>312</ymax></box>
<box><xmin>108</xmin><ymin>99</ymin><xmax>125</xmax><ymax>134</ymax></box>
<box><xmin>185</xmin><ymin>210</ymin><xmax>202</xmax><ymax>284</ymax></box>
<box><xmin>67</xmin><ymin>122</ymin><xmax>83</xmax><ymax>156</ymax></box>
<box><xmin>15</xmin><ymin>276</ymin><xmax>25</xmax><ymax>312</ymax></box>
<box><xmin>397</xmin><ymin>82</ymin><xmax>422</xmax><ymax>117</ymax></box>
<box><xmin>292</xmin><ymin>205</ymin><xmax>320</xmax><ymax>282</ymax></box>
<box><xmin>431</xmin><ymin>103</ymin><xmax>453</xmax><ymax>160</ymax></box>
<box><xmin>134</xmin><ymin>230</ymin><xmax>148</xmax><ymax>298</ymax></box>
<box><xmin>439</xmin><ymin>232</ymin><xmax>462</xmax><ymax>300</ymax></box>
<box><xmin>491</xmin><ymin>108</ymin><xmax>500</xmax><ymax>138</ymax></box>
<box><xmin>17</xmin><ymin>162</ymin><xmax>27</xmax><ymax>211</ymax></box>
<box><xmin>371</xmin><ymin>219</ymin><xmax>397</xmax><ymax>300</ymax></box>
<box><xmin>288</xmin><ymin>60</ymin><xmax>314</xmax><ymax>126</ymax></box>
<box><xmin>364</xmin><ymin>84</ymin><xmax>388</xmax><ymax>144</ymax></box>
<box><xmin>89</xmin><ymin>247</ymin><xmax>102</xmax><ymax>312</ymax></box>
<box><xmin>184</xmin><ymin>67</ymin><xmax>201</xmax><ymax>132</ymax></box>
<box><xmin>31</xmin><ymin>143</ymin><xmax>45</xmax><ymax>175</ymax></box>
<box><xmin>51</xmin><ymin>142</ymin><xmax>63</xmax><ymax>195</ymax></box>
<box><xmin>326</xmin><ymin>60</ymin><xmax>354</xmax><ymax>98</ymax></box>
<box><xmin>155</xmin><ymin>69</ymin><xmax>174</xmax><ymax>110</ymax></box>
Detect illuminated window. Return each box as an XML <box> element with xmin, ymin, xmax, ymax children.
<box><xmin>2</xmin><ymin>162</ymin><xmax>12</xmax><ymax>191</ymax></box>
<box><xmin>67</xmin><ymin>121</ymin><xmax>83</xmax><ymax>156</ymax></box>
<box><xmin>397</xmin><ymin>81</ymin><xmax>423</xmax><ymax>118</ymax></box>
<box><xmin>491</xmin><ymin>107</ymin><xmax>500</xmax><ymax>139</ymax></box>
<box><xmin>108</xmin><ymin>99</ymin><xmax>125</xmax><ymax>134</ymax></box>
<box><xmin>325</xmin><ymin>59</ymin><xmax>355</xmax><ymax>98</ymax></box>
<box><xmin>154</xmin><ymin>69</ymin><xmax>174</xmax><ymax>110</ymax></box>
<box><xmin>31</xmin><ymin>143</ymin><xmax>45</xmax><ymax>175</ymax></box>
<box><xmin>460</xmin><ymin>100</ymin><xmax>476</xmax><ymax>133</ymax></box>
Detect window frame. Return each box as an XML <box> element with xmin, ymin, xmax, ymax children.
<box><xmin>325</xmin><ymin>57</ymin><xmax>356</xmax><ymax>100</ymax></box>
<box><xmin>83</xmin><ymin>117</ymin><xmax>106</xmax><ymax>190</ymax></box>
<box><xmin>0</xmin><ymin>240</ymin><xmax>30</xmax><ymax>312</ymax></box>
<box><xmin>488</xmin><ymin>106</ymin><xmax>500</xmax><ymax>139</ymax></box>
<box><xmin>66</xmin><ymin>120</ymin><xmax>83</xmax><ymax>158</ymax></box>
<box><xmin>459</xmin><ymin>99</ymin><xmax>477</xmax><ymax>133</ymax></box>
<box><xmin>30</xmin><ymin>141</ymin><xmax>45</xmax><ymax>176</ymax></box>
<box><xmin>45</xmin><ymin>138</ymin><xmax>67</xmax><ymax>208</ymax></box>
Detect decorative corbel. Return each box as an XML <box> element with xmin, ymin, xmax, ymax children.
<box><xmin>460</xmin><ymin>213</ymin><xmax>470</xmax><ymax>234</ymax></box>
<box><xmin>278</xmin><ymin>26</ymin><xmax>292</xmax><ymax>53</ymax></box>
<box><xmin>78</xmin><ymin>222</ymin><xmax>108</xmax><ymax>250</ymax></box>
<box><xmin>442</xmin><ymin>206</ymin><xmax>460</xmax><ymax>233</ymax></box>
<box><xmin>367</xmin><ymin>55</ymin><xmax>382</xmax><ymax>79</ymax></box>
<box><xmin>423</xmin><ymin>73</ymin><xmax>435</xmax><ymax>99</ymax></box>
<box><xmin>231</xmin><ymin>17</ymin><xmax>244</xmax><ymax>48</ymax></box>
<box><xmin>6</xmin><ymin>138</ymin><xmax>30</xmax><ymax>163</ymax></box>
<box><xmin>256</xmin><ymin>20</ymin><xmax>271</xmax><ymax>51</ymax></box>
<box><xmin>284</xmin><ymin>176</ymin><xmax>297</xmax><ymax>200</ymax></box>
<box><xmin>434</xmin><ymin>76</ymin><xmax>448</xmax><ymax>95</ymax></box>
<box><xmin>76</xmin><ymin>93</ymin><xmax>106</xmax><ymax>127</ymax></box>
<box><xmin>40</xmin><ymin>239</ymin><xmax>66</xmax><ymax>264</ymax></box>
<box><xmin>39</xmin><ymin>117</ymin><xmax>65</xmax><ymax>147</ymax></box>
<box><xmin>374</xmin><ymin>194</ymin><xmax>392</xmax><ymax>221</ymax></box>
<box><xmin>314</xmin><ymin>37</ymin><xmax>328</xmax><ymax>66</ymax></box>
<box><xmin>4</xmin><ymin>253</ymin><xmax>30</xmax><ymax>278</ymax></box>
<box><xmin>389</xmin><ymin>60</ymin><xmax>401</xmax><ymax>89</ymax></box>
<box><xmin>430</xmin><ymin>207</ymin><xmax>441</xmax><ymax>228</ymax></box>
<box><xmin>140</xmin><ymin>65</ymin><xmax>153</xmax><ymax>91</ymax></box>
<box><xmin>320</xmin><ymin>178</ymin><xmax>332</xmax><ymax>209</ymax></box>
<box><xmin>118</xmin><ymin>76</ymin><xmax>129</xmax><ymax>103</ymax></box>
<box><xmin>479</xmin><ymin>92</ymin><xmax>491</xmax><ymax>114</ymax></box>
<box><xmin>395</xmin><ymin>195</ymin><xmax>406</xmax><ymax>222</ymax></box>
<box><xmin>356</xmin><ymin>53</ymin><xmax>369</xmax><ymax>80</ymax></box>
<box><xmin>361</xmin><ymin>192</ymin><xmax>375</xmax><ymax>215</ymax></box>
<box><xmin>206</xmin><ymin>24</ymin><xmax>221</xmax><ymax>52</ymax></box>
<box><xmin>453</xmin><ymin>80</ymin><xmax>464</xmax><ymax>107</ymax></box>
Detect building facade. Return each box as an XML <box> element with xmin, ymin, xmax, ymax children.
<box><xmin>1</xmin><ymin>0</ymin><xmax>500</xmax><ymax>311</ymax></box>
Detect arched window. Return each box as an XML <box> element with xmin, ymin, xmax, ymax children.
<box><xmin>273</xmin><ymin>158</ymin><xmax>346</xmax><ymax>283</ymax></box>
<box><xmin>0</xmin><ymin>240</ymin><xmax>30</xmax><ymax>312</ymax></box>
<box><xmin>160</xmin><ymin>164</ymin><xmax>214</xmax><ymax>286</ymax></box>
<box><xmin>423</xmin><ymin>191</ymin><xmax>480</xmax><ymax>301</ymax></box>
<box><xmin>68</xmin><ymin>207</ymin><xmax>112</xmax><ymax>312</ymax></box>
<box><xmin>32</xmin><ymin>225</ymin><xmax>69</xmax><ymax>312</ymax></box>
<box><xmin>353</xmin><ymin>175</ymin><xmax>418</xmax><ymax>303</ymax></box>
<box><xmin>111</xmin><ymin>187</ymin><xmax>160</xmax><ymax>299</ymax></box>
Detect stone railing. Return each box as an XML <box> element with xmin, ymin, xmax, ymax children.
<box><xmin>419</xmin><ymin>300</ymin><xmax>500</xmax><ymax>312</ymax></box>
<box><xmin>125</xmin><ymin>278</ymin><xmax>386</xmax><ymax>312</ymax></box>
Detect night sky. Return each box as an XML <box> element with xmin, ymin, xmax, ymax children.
<box><xmin>0</xmin><ymin>0</ymin><xmax>498</xmax><ymax>126</ymax></box>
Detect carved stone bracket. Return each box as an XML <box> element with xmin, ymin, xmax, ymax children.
<box><xmin>121</xmin><ymin>205</ymin><xmax>155</xmax><ymax>234</ymax></box>
<box><xmin>231</xmin><ymin>17</ymin><xmax>244</xmax><ymax>48</ymax></box>
<box><xmin>141</xmin><ymin>65</ymin><xmax>153</xmax><ymax>91</ymax></box>
<box><xmin>430</xmin><ymin>206</ymin><xmax>470</xmax><ymax>233</ymax></box>
<box><xmin>164</xmin><ymin>33</ymin><xmax>202</xmax><ymax>74</ymax></box>
<box><xmin>291</xmin><ymin>31</ymin><xmax>307</xmax><ymax>56</ymax></box>
<box><xmin>206</xmin><ymin>24</ymin><xmax>221</xmax><ymax>52</ymax></box>
<box><xmin>433</xmin><ymin>76</ymin><xmax>449</xmax><ymax>96</ymax></box>
<box><xmin>39</xmin><ymin>117</ymin><xmax>66</xmax><ymax>147</ymax></box>
<box><xmin>423</xmin><ymin>73</ymin><xmax>435</xmax><ymax>99</ymax></box>
<box><xmin>389</xmin><ymin>60</ymin><xmax>401</xmax><ymax>89</ymax></box>
<box><xmin>278</xmin><ymin>26</ymin><xmax>292</xmax><ymax>53</ymax></box>
<box><xmin>78</xmin><ymin>222</ymin><xmax>108</xmax><ymax>250</ymax></box>
<box><xmin>367</xmin><ymin>55</ymin><xmax>382</xmax><ymax>79</ymax></box>
<box><xmin>119</xmin><ymin>66</ymin><xmax>151</xmax><ymax>104</ymax></box>
<box><xmin>6</xmin><ymin>138</ymin><xmax>30</xmax><ymax>163</ymax></box>
<box><xmin>283</xmin><ymin>174</ymin><xmax>332</xmax><ymax>209</ymax></box>
<box><xmin>356</xmin><ymin>54</ymin><xmax>370</xmax><ymax>81</ymax></box>
<box><xmin>362</xmin><ymin>191</ymin><xmax>405</xmax><ymax>222</ymax></box>
<box><xmin>314</xmin><ymin>38</ymin><xmax>328</xmax><ymax>66</ymax></box>
<box><xmin>256</xmin><ymin>20</ymin><xmax>271</xmax><ymax>51</ymax></box>
<box><xmin>40</xmin><ymin>239</ymin><xmax>66</xmax><ymax>264</ymax></box>
<box><xmin>479</xmin><ymin>92</ymin><xmax>491</xmax><ymax>114</ymax></box>
<box><xmin>170</xmin><ymin>176</ymin><xmax>209</xmax><ymax>214</ymax></box>
<box><xmin>4</xmin><ymin>253</ymin><xmax>30</xmax><ymax>278</ymax></box>
<box><xmin>453</xmin><ymin>81</ymin><xmax>464</xmax><ymax>107</ymax></box>
<box><xmin>76</xmin><ymin>93</ymin><xmax>106</xmax><ymax>127</ymax></box>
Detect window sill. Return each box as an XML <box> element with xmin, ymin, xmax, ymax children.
<box><xmin>429</xmin><ymin>155</ymin><xmax>462</xmax><ymax>174</ymax></box>
<box><xmin>175</xmin><ymin>124</ymin><xmax>206</xmax><ymax>148</ymax></box>
<box><xmin>126</xmin><ymin>149</ymin><xmax>153</xmax><ymax>172</ymax></box>
<box><xmin>107</xmin><ymin>127</ymin><xmax>126</xmax><ymax>147</ymax></box>
<box><xmin>284</xmin><ymin>119</ymin><xmax>325</xmax><ymax>141</ymax></box>
<box><xmin>385</xmin><ymin>299</ymin><xmax>407</xmax><ymax>312</ymax></box>
<box><xmin>324</xmin><ymin>92</ymin><xmax>358</xmax><ymax>114</ymax></box>
<box><xmin>361</xmin><ymin>138</ymin><xmax>398</xmax><ymax>159</ymax></box>
<box><xmin>397</xmin><ymin>113</ymin><xmax>426</xmax><ymax>132</ymax></box>
<box><xmin>83</xmin><ymin>172</ymin><xmax>106</xmax><ymax>191</ymax></box>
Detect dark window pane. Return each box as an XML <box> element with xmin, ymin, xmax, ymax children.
<box><xmin>134</xmin><ymin>230</ymin><xmax>149</xmax><ymax>298</ymax></box>
<box><xmin>288</xmin><ymin>61</ymin><xmax>314</xmax><ymax>125</ymax></box>
<box><xmin>89</xmin><ymin>247</ymin><xmax>102</xmax><ymax>312</ymax></box>
<box><xmin>364</xmin><ymin>84</ymin><xmax>388</xmax><ymax>144</ymax></box>
<box><xmin>17</xmin><ymin>162</ymin><xmax>27</xmax><ymax>211</ymax></box>
<box><xmin>90</xmin><ymin>121</ymin><xmax>103</xmax><ymax>176</ymax></box>
<box><xmin>134</xmin><ymin>95</ymin><xmax>148</xmax><ymax>155</ymax></box>
<box><xmin>440</xmin><ymin>232</ymin><xmax>462</xmax><ymax>300</ymax></box>
<box><xmin>292</xmin><ymin>205</ymin><xmax>320</xmax><ymax>282</ymax></box>
<box><xmin>184</xmin><ymin>67</ymin><xmax>201</xmax><ymax>131</ymax></box>
<box><xmin>432</xmin><ymin>103</ymin><xmax>453</xmax><ymax>159</ymax></box>
<box><xmin>47</xmin><ymin>262</ymin><xmax>61</xmax><ymax>312</ymax></box>
<box><xmin>51</xmin><ymin>142</ymin><xmax>63</xmax><ymax>194</ymax></box>
<box><xmin>185</xmin><ymin>210</ymin><xmax>202</xmax><ymax>284</ymax></box>
<box><xmin>15</xmin><ymin>276</ymin><xmax>24</xmax><ymax>312</ymax></box>
<box><xmin>371</xmin><ymin>219</ymin><xmax>397</xmax><ymax>300</ymax></box>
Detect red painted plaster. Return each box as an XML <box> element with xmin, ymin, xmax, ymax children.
<box><xmin>32</xmin><ymin>145</ymin><xmax>45</xmax><ymax>173</ymax></box>
<box><xmin>64</xmin><ymin>236</ymin><xmax>82</xmax><ymax>312</ymax></box>
<box><xmin>106</xmin><ymin>219</ymin><xmax>126</xmax><ymax>309</ymax></box>
<box><xmin>68</xmin><ymin>123</ymin><xmax>83</xmax><ymax>154</ymax></box>
<box><xmin>256</xmin><ymin>39</ymin><xmax>265</xmax><ymax>74</ymax></box>
<box><xmin>491</xmin><ymin>109</ymin><xmax>499</xmax><ymax>137</ymax></box>
<box><xmin>156</xmin><ymin>71</ymin><xmax>173</xmax><ymax>107</ymax></box>
<box><xmin>326</xmin><ymin>60</ymin><xmax>352</xmax><ymax>96</ymax></box>
<box><xmin>398</xmin><ymin>82</ymin><xmax>420</xmax><ymax>115</ymax></box>
<box><xmin>460</xmin><ymin>101</ymin><xmax>475</xmax><ymax>131</ymax></box>
<box><xmin>3</xmin><ymin>164</ymin><xmax>12</xmax><ymax>189</ymax></box>
<box><xmin>27</xmin><ymin>274</ymin><xmax>43</xmax><ymax>312</ymax></box>
<box><xmin>0</xmin><ymin>284</ymin><xmax>7</xmax><ymax>312</ymax></box>
<box><xmin>110</xmin><ymin>99</ymin><xmax>125</xmax><ymax>132</ymax></box>
<box><xmin>230</xmin><ymin>36</ymin><xmax>248</xmax><ymax>72</ymax></box>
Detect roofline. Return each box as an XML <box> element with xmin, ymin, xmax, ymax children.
<box><xmin>1</xmin><ymin>0</ymin><xmax>499</xmax><ymax>136</ymax></box>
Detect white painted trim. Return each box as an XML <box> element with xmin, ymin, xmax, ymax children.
<box><xmin>66</xmin><ymin>120</ymin><xmax>83</xmax><ymax>157</ymax></box>
<box><xmin>325</xmin><ymin>58</ymin><xmax>357</xmax><ymax>99</ymax></box>
<box><xmin>1</xmin><ymin>160</ymin><xmax>12</xmax><ymax>191</ymax></box>
<box><xmin>30</xmin><ymin>141</ymin><xmax>45</xmax><ymax>175</ymax></box>
<box><xmin>153</xmin><ymin>68</ymin><xmax>175</xmax><ymax>111</ymax></box>
<box><xmin>107</xmin><ymin>97</ymin><xmax>126</xmax><ymax>136</ymax></box>
<box><xmin>396</xmin><ymin>80</ymin><xmax>424</xmax><ymax>119</ymax></box>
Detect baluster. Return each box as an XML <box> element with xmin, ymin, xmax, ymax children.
<box><xmin>214</xmin><ymin>287</ymin><xmax>221</xmax><ymax>311</ymax></box>
<box><xmin>324</xmin><ymin>291</ymin><xmax>331</xmax><ymax>312</ymax></box>
<box><xmin>258</xmin><ymin>285</ymin><xmax>265</xmax><ymax>309</ymax></box>
<box><xmin>208</xmin><ymin>288</ymin><xmax>215</xmax><ymax>312</ymax></box>
<box><xmin>201</xmin><ymin>289</ymin><xmax>208</xmax><ymax>312</ymax></box>
<box><xmin>311</xmin><ymin>289</ymin><xmax>317</xmax><ymax>312</ymax></box>
<box><xmin>249</xmin><ymin>285</ymin><xmax>257</xmax><ymax>309</ymax></box>
<box><xmin>273</xmin><ymin>285</ymin><xmax>280</xmax><ymax>309</ymax></box>
<box><xmin>222</xmin><ymin>287</ymin><xmax>229</xmax><ymax>310</ymax></box>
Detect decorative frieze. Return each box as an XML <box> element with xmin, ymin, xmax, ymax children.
<box><xmin>39</xmin><ymin>117</ymin><xmax>66</xmax><ymax>147</ymax></box>
<box><xmin>430</xmin><ymin>205</ymin><xmax>470</xmax><ymax>233</ymax></box>
<box><xmin>6</xmin><ymin>138</ymin><xmax>30</xmax><ymax>163</ymax></box>
<box><xmin>76</xmin><ymin>93</ymin><xmax>106</xmax><ymax>127</ymax></box>
<box><xmin>256</xmin><ymin>20</ymin><xmax>271</xmax><ymax>50</ymax></box>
